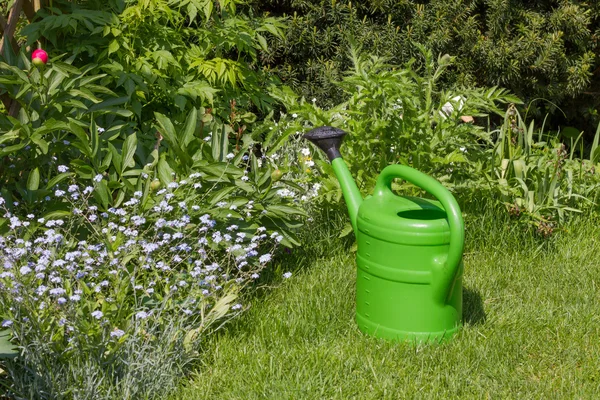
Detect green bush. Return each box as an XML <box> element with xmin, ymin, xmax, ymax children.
<box><xmin>259</xmin><ymin>46</ymin><xmax>600</xmax><ymax>232</ymax></box>
<box><xmin>254</xmin><ymin>0</ymin><xmax>600</xmax><ymax>131</ymax></box>
<box><xmin>259</xmin><ymin>46</ymin><xmax>519</xmax><ymax>196</ymax></box>
<box><xmin>0</xmin><ymin>0</ymin><xmax>290</xmax><ymax>214</ymax></box>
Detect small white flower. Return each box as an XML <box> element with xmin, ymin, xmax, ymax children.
<box><xmin>300</xmin><ymin>148</ymin><xmax>310</xmax><ymax>156</ymax></box>
<box><xmin>19</xmin><ymin>266</ymin><xmax>32</xmax><ymax>275</ymax></box>
<box><xmin>283</xmin><ymin>272</ymin><xmax>292</xmax><ymax>279</ymax></box>
<box><xmin>226</xmin><ymin>153</ymin><xmax>235</xmax><ymax>160</ymax></box>
<box><xmin>91</xmin><ymin>311</ymin><xmax>103</xmax><ymax>319</ymax></box>
<box><xmin>292</xmin><ymin>113</ymin><xmax>298</xmax><ymax>118</ymax></box>
<box><xmin>97</xmin><ymin>127</ymin><xmax>105</xmax><ymax>133</ymax></box>
<box><xmin>58</xmin><ymin>165</ymin><xmax>69</xmax><ymax>173</ymax></box>
<box><xmin>136</xmin><ymin>311</ymin><xmax>148</xmax><ymax>319</ymax></box>
<box><xmin>110</xmin><ymin>329</ymin><xmax>125</xmax><ymax>338</ymax></box>
<box><xmin>93</xmin><ymin>174</ymin><xmax>103</xmax><ymax>183</ymax></box>
<box><xmin>231</xmin><ymin>304</ymin><xmax>242</xmax><ymax>310</ymax></box>
<box><xmin>55</xmin><ymin>190</ymin><xmax>65</xmax><ymax>197</ymax></box>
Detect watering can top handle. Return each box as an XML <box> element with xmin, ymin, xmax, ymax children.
<box><xmin>374</xmin><ymin>164</ymin><xmax>464</xmax><ymax>275</ymax></box>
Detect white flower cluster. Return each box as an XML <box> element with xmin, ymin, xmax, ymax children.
<box><xmin>0</xmin><ymin>176</ymin><xmax>281</xmax><ymax>353</ymax></box>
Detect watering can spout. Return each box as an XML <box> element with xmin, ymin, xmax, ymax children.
<box><xmin>303</xmin><ymin>127</ymin><xmax>362</xmax><ymax>232</ymax></box>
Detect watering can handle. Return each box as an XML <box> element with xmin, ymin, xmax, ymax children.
<box><xmin>374</xmin><ymin>164</ymin><xmax>465</xmax><ymax>304</ymax></box>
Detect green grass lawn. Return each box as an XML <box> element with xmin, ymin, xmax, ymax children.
<box><xmin>176</xmin><ymin>211</ymin><xmax>600</xmax><ymax>399</ymax></box>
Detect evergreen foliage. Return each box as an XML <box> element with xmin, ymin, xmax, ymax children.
<box><xmin>254</xmin><ymin>0</ymin><xmax>600</xmax><ymax>131</ymax></box>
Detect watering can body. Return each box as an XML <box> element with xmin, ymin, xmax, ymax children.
<box><xmin>304</xmin><ymin>126</ymin><xmax>465</xmax><ymax>342</ymax></box>
<box><xmin>354</xmin><ymin>168</ymin><xmax>463</xmax><ymax>341</ymax></box>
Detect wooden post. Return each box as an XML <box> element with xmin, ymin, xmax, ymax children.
<box><xmin>0</xmin><ymin>0</ymin><xmax>25</xmax><ymax>56</ymax></box>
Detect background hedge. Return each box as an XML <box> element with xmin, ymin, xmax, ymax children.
<box><xmin>254</xmin><ymin>0</ymin><xmax>600</xmax><ymax>135</ymax></box>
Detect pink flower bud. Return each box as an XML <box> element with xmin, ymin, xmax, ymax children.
<box><xmin>31</xmin><ymin>49</ymin><xmax>48</xmax><ymax>66</ymax></box>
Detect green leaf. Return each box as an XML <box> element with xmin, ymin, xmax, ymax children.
<box><xmin>157</xmin><ymin>157</ymin><xmax>174</xmax><ymax>186</ymax></box>
<box><xmin>68</xmin><ymin>119</ymin><xmax>92</xmax><ymax>158</ymax></box>
<box><xmin>27</xmin><ymin>168</ymin><xmax>40</xmax><ymax>191</ymax></box>
<box><xmin>212</xmin><ymin>124</ymin><xmax>230</xmax><ymax>162</ymax></box>
<box><xmin>43</xmin><ymin>210</ymin><xmax>72</xmax><ymax>220</ymax></box>
<box><xmin>209</xmin><ymin>186</ymin><xmax>237</xmax><ymax>205</ymax></box>
<box><xmin>181</xmin><ymin>108</ymin><xmax>198</xmax><ymax>148</ymax></box>
<box><xmin>0</xmin><ymin>142</ymin><xmax>27</xmax><ymax>156</ymax></box>
<box><xmin>46</xmin><ymin>172</ymin><xmax>75</xmax><ymax>189</ymax></box>
<box><xmin>108</xmin><ymin>143</ymin><xmax>122</xmax><ymax>175</ymax></box>
<box><xmin>30</xmin><ymin>135</ymin><xmax>49</xmax><ymax>154</ymax></box>
<box><xmin>108</xmin><ymin>39</ymin><xmax>120</xmax><ymax>55</ymax></box>
<box><xmin>256</xmin><ymin>33</ymin><xmax>268</xmax><ymax>51</ymax></box>
<box><xmin>121</xmin><ymin>133</ymin><xmax>137</xmax><ymax>174</ymax></box>
<box><xmin>0</xmin><ymin>330</ymin><xmax>18</xmax><ymax>359</ymax></box>
<box><xmin>94</xmin><ymin>180</ymin><xmax>110</xmax><ymax>209</ymax></box>
<box><xmin>88</xmin><ymin>96</ymin><xmax>129</xmax><ymax>113</ymax></box>
<box><xmin>266</xmin><ymin>204</ymin><xmax>307</xmax><ymax>217</ymax></box>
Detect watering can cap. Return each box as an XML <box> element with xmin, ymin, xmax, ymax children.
<box><xmin>303</xmin><ymin>126</ymin><xmax>347</xmax><ymax>161</ymax></box>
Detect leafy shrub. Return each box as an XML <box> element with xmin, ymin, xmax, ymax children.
<box><xmin>0</xmin><ymin>0</ymin><xmax>289</xmax><ymax>215</ymax></box>
<box><xmin>21</xmin><ymin>0</ymin><xmax>286</xmax><ymax>121</ymax></box>
<box><xmin>254</xmin><ymin>0</ymin><xmax>600</xmax><ymax>131</ymax></box>
<box><xmin>0</xmin><ymin>53</ymin><xmax>143</xmax><ymax>212</ymax></box>
<box><xmin>0</xmin><ymin>169</ymin><xmax>297</xmax><ymax>398</ymax></box>
<box><xmin>259</xmin><ymin>46</ymin><xmax>600</xmax><ymax>233</ymax></box>
<box><xmin>483</xmin><ymin>105</ymin><xmax>600</xmax><ymax>233</ymax></box>
<box><xmin>259</xmin><ymin>46</ymin><xmax>519</xmax><ymax>197</ymax></box>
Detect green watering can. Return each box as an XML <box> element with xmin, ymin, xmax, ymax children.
<box><xmin>304</xmin><ymin>126</ymin><xmax>465</xmax><ymax>342</ymax></box>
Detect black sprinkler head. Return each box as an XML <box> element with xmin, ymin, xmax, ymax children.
<box><xmin>303</xmin><ymin>126</ymin><xmax>347</xmax><ymax>161</ymax></box>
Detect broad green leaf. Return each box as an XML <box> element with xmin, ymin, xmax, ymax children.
<box><xmin>256</xmin><ymin>33</ymin><xmax>268</xmax><ymax>51</ymax></box>
<box><xmin>157</xmin><ymin>157</ymin><xmax>174</xmax><ymax>186</ymax></box>
<box><xmin>266</xmin><ymin>204</ymin><xmax>307</xmax><ymax>216</ymax></box>
<box><xmin>108</xmin><ymin>39</ymin><xmax>120</xmax><ymax>55</ymax></box>
<box><xmin>121</xmin><ymin>132</ymin><xmax>137</xmax><ymax>174</ymax></box>
<box><xmin>68</xmin><ymin>119</ymin><xmax>92</xmax><ymax>157</ymax></box>
<box><xmin>154</xmin><ymin>112</ymin><xmax>177</xmax><ymax>145</ymax></box>
<box><xmin>0</xmin><ymin>330</ymin><xmax>18</xmax><ymax>359</ymax></box>
<box><xmin>181</xmin><ymin>108</ymin><xmax>198</xmax><ymax>148</ymax></box>
<box><xmin>0</xmin><ymin>142</ymin><xmax>27</xmax><ymax>156</ymax></box>
<box><xmin>46</xmin><ymin>172</ymin><xmax>75</xmax><ymax>189</ymax></box>
<box><xmin>27</xmin><ymin>168</ymin><xmax>40</xmax><ymax>191</ymax></box>
<box><xmin>108</xmin><ymin>143</ymin><xmax>122</xmax><ymax>175</ymax></box>
<box><xmin>88</xmin><ymin>96</ymin><xmax>129</xmax><ymax>113</ymax></box>
<box><xmin>30</xmin><ymin>135</ymin><xmax>49</xmax><ymax>154</ymax></box>
<box><xmin>94</xmin><ymin>180</ymin><xmax>110</xmax><ymax>209</ymax></box>
<box><xmin>209</xmin><ymin>186</ymin><xmax>237</xmax><ymax>205</ymax></box>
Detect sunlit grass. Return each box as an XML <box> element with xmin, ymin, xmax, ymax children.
<box><xmin>176</xmin><ymin>207</ymin><xmax>600</xmax><ymax>399</ymax></box>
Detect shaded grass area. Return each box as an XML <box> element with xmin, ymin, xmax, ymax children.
<box><xmin>176</xmin><ymin>209</ymin><xmax>600</xmax><ymax>399</ymax></box>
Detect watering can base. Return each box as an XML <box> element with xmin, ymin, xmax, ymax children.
<box><xmin>356</xmin><ymin>313</ymin><xmax>461</xmax><ymax>343</ymax></box>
